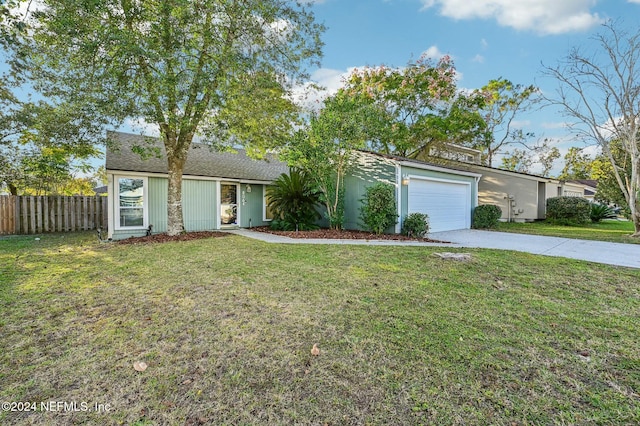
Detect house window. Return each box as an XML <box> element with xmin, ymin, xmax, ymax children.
<box><xmin>116</xmin><ymin>177</ymin><xmax>147</xmax><ymax>228</ymax></box>
<box><xmin>264</xmin><ymin>186</ymin><xmax>275</xmax><ymax>221</ymax></box>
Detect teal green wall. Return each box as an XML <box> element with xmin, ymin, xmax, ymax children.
<box><xmin>148</xmin><ymin>177</ymin><xmax>168</xmax><ymax>232</ymax></box>
<box><xmin>112</xmin><ymin>229</ymin><xmax>148</xmax><ymax>240</ymax></box>
<box><xmin>147</xmin><ymin>178</ymin><xmax>217</xmax><ymax>232</ymax></box>
<box><xmin>183</xmin><ymin>180</ymin><xmax>217</xmax><ymax>231</ymax></box>
<box><xmin>112</xmin><ymin>177</ymin><xmax>167</xmax><ymax>240</ymax></box>
<box><xmin>240</xmin><ymin>184</ymin><xmax>272</xmax><ymax>228</ymax></box>
<box><xmin>343</xmin><ymin>154</ymin><xmax>397</xmax><ymax>231</ymax></box>
<box><xmin>113</xmin><ymin>177</ymin><xmax>218</xmax><ymax>239</ymax></box>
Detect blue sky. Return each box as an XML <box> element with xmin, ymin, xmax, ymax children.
<box><xmin>5</xmin><ymin>0</ymin><xmax>640</xmax><ymax>175</ymax></box>
<box><xmin>301</xmin><ymin>0</ymin><xmax>640</xmax><ymax>173</ymax></box>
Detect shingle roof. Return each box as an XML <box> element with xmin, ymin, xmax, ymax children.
<box><xmin>565</xmin><ymin>179</ymin><xmax>598</xmax><ymax>188</ymax></box>
<box><xmin>358</xmin><ymin>150</ymin><xmax>482</xmax><ymax>176</ymax></box>
<box><xmin>105</xmin><ymin>131</ymin><xmax>288</xmax><ymax>182</ymax></box>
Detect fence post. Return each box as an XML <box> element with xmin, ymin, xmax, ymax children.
<box><xmin>64</xmin><ymin>197</ymin><xmax>69</xmax><ymax>231</ymax></box>
<box><xmin>15</xmin><ymin>196</ymin><xmax>21</xmax><ymax>234</ymax></box>
<box><xmin>57</xmin><ymin>196</ymin><xmax>62</xmax><ymax>232</ymax></box>
<box><xmin>0</xmin><ymin>196</ymin><xmax>17</xmax><ymax>235</ymax></box>
<box><xmin>49</xmin><ymin>197</ymin><xmax>55</xmax><ymax>232</ymax></box>
<box><xmin>83</xmin><ymin>196</ymin><xmax>88</xmax><ymax>230</ymax></box>
<box><xmin>102</xmin><ymin>196</ymin><xmax>108</xmax><ymax>230</ymax></box>
<box><xmin>36</xmin><ymin>196</ymin><xmax>43</xmax><ymax>233</ymax></box>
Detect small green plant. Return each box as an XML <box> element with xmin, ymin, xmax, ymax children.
<box><xmin>546</xmin><ymin>196</ymin><xmax>591</xmax><ymax>225</ymax></box>
<box><xmin>401</xmin><ymin>213</ymin><xmax>429</xmax><ymax>238</ymax></box>
<box><xmin>590</xmin><ymin>203</ymin><xmax>618</xmax><ymax>222</ymax></box>
<box><xmin>266</xmin><ymin>169</ymin><xmax>321</xmax><ymax>231</ymax></box>
<box><xmin>473</xmin><ymin>204</ymin><xmax>502</xmax><ymax>229</ymax></box>
<box><xmin>359</xmin><ymin>182</ymin><xmax>398</xmax><ymax>234</ymax></box>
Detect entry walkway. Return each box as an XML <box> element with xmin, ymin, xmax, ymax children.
<box><xmin>227</xmin><ymin>229</ymin><xmax>640</xmax><ymax>269</ymax></box>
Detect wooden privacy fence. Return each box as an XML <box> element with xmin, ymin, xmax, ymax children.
<box><xmin>0</xmin><ymin>195</ymin><xmax>107</xmax><ymax>235</ymax></box>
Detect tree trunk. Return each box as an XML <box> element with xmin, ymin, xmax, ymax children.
<box><xmin>166</xmin><ymin>153</ymin><xmax>186</xmax><ymax>236</ymax></box>
<box><xmin>632</xmin><ymin>214</ymin><xmax>640</xmax><ymax>237</ymax></box>
<box><xmin>631</xmin><ymin>184</ymin><xmax>640</xmax><ymax>237</ymax></box>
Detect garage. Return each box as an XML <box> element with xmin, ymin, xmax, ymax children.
<box><xmin>407</xmin><ymin>177</ymin><xmax>471</xmax><ymax>232</ymax></box>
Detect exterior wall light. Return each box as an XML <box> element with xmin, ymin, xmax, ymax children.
<box><xmin>246</xmin><ymin>184</ymin><xmax>252</xmax><ymax>193</ymax></box>
<box><xmin>401</xmin><ymin>175</ymin><xmax>410</xmax><ymax>186</ymax></box>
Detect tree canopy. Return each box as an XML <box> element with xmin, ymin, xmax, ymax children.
<box><xmin>283</xmin><ymin>91</ymin><xmax>376</xmax><ymax>229</ymax></box>
<box><xmin>558</xmin><ymin>147</ymin><xmax>593</xmax><ymax>180</ymax></box>
<box><xmin>13</xmin><ymin>0</ymin><xmax>324</xmax><ymax>234</ymax></box>
<box><xmin>474</xmin><ymin>78</ymin><xmax>540</xmax><ymax>167</ymax></box>
<box><xmin>338</xmin><ymin>55</ymin><xmax>486</xmax><ymax>158</ymax></box>
<box><xmin>544</xmin><ymin>21</ymin><xmax>640</xmax><ymax>236</ymax></box>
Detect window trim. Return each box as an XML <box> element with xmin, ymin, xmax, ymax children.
<box><xmin>114</xmin><ymin>175</ymin><xmax>149</xmax><ymax>230</ymax></box>
<box><xmin>263</xmin><ymin>185</ymin><xmax>274</xmax><ymax>222</ymax></box>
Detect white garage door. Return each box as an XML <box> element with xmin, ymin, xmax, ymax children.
<box><xmin>408</xmin><ymin>178</ymin><xmax>471</xmax><ymax>232</ymax></box>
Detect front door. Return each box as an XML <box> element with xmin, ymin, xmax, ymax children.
<box><xmin>220</xmin><ymin>183</ymin><xmax>238</xmax><ymax>227</ymax></box>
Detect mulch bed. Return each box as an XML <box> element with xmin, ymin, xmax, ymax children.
<box><xmin>117</xmin><ymin>231</ymin><xmax>230</xmax><ymax>245</ymax></box>
<box><xmin>116</xmin><ymin>228</ymin><xmax>449</xmax><ymax>244</ymax></box>
<box><xmin>251</xmin><ymin>226</ymin><xmax>449</xmax><ymax>243</ymax></box>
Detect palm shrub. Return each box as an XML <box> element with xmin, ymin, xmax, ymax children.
<box><xmin>401</xmin><ymin>213</ymin><xmax>429</xmax><ymax>238</ymax></box>
<box><xmin>473</xmin><ymin>204</ymin><xmax>502</xmax><ymax>229</ymax></box>
<box><xmin>359</xmin><ymin>182</ymin><xmax>398</xmax><ymax>234</ymax></box>
<box><xmin>266</xmin><ymin>169</ymin><xmax>321</xmax><ymax>231</ymax></box>
<box><xmin>546</xmin><ymin>196</ymin><xmax>591</xmax><ymax>225</ymax></box>
<box><xmin>590</xmin><ymin>203</ymin><xmax>617</xmax><ymax>222</ymax></box>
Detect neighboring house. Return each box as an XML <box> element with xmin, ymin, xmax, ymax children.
<box><xmin>455</xmin><ymin>163</ymin><xmax>563</xmax><ymax>222</ymax></box>
<box><xmin>105</xmin><ymin>131</ymin><xmax>481</xmax><ymax>239</ymax></box>
<box><xmin>562</xmin><ymin>179</ymin><xmax>597</xmax><ymax>201</ymax></box>
<box><xmin>418</xmin><ymin>143</ymin><xmax>600</xmax><ymax>222</ymax></box>
<box><xmin>93</xmin><ymin>185</ymin><xmax>108</xmax><ymax>196</ymax></box>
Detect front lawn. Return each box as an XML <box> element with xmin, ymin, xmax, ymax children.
<box><xmin>496</xmin><ymin>219</ymin><xmax>640</xmax><ymax>244</ymax></box>
<box><xmin>1</xmin><ymin>232</ymin><xmax>639</xmax><ymax>425</ymax></box>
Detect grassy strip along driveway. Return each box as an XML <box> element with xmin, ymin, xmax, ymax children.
<box><xmin>496</xmin><ymin>220</ymin><xmax>640</xmax><ymax>244</ymax></box>
<box><xmin>1</xmin><ymin>232</ymin><xmax>639</xmax><ymax>425</ymax></box>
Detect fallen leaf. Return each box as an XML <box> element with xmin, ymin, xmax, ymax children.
<box><xmin>133</xmin><ymin>361</ymin><xmax>148</xmax><ymax>372</ymax></box>
<box><xmin>311</xmin><ymin>344</ymin><xmax>320</xmax><ymax>356</ymax></box>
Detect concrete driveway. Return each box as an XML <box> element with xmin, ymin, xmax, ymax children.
<box><xmin>229</xmin><ymin>229</ymin><xmax>640</xmax><ymax>269</ymax></box>
<box><xmin>429</xmin><ymin>229</ymin><xmax>640</xmax><ymax>269</ymax></box>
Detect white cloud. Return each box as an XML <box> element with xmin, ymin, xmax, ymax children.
<box><xmin>511</xmin><ymin>119</ymin><xmax>531</xmax><ymax>128</ymax></box>
<box><xmin>290</xmin><ymin>67</ymin><xmax>361</xmax><ymax>111</ymax></box>
<box><xmin>422</xmin><ymin>45</ymin><xmax>448</xmax><ymax>60</ymax></box>
<box><xmin>541</xmin><ymin>121</ymin><xmax>571</xmax><ymax>130</ymax></box>
<box><xmin>481</xmin><ymin>38</ymin><xmax>488</xmax><ymax>49</ymax></box>
<box><xmin>472</xmin><ymin>54</ymin><xmax>484</xmax><ymax>63</ymax></box>
<box><xmin>420</xmin><ymin>0</ymin><xmax>604</xmax><ymax>35</ymax></box>
<box><xmin>121</xmin><ymin>118</ymin><xmax>160</xmax><ymax>137</ymax></box>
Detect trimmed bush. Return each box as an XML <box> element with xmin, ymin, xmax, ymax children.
<box><xmin>590</xmin><ymin>203</ymin><xmax>617</xmax><ymax>222</ymax></box>
<box><xmin>546</xmin><ymin>196</ymin><xmax>590</xmax><ymax>225</ymax></box>
<box><xmin>401</xmin><ymin>213</ymin><xmax>429</xmax><ymax>238</ymax></box>
<box><xmin>472</xmin><ymin>204</ymin><xmax>502</xmax><ymax>229</ymax></box>
<box><xmin>359</xmin><ymin>182</ymin><xmax>398</xmax><ymax>235</ymax></box>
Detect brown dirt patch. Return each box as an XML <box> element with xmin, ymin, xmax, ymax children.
<box><xmin>117</xmin><ymin>231</ymin><xmax>229</xmax><ymax>245</ymax></box>
<box><xmin>251</xmin><ymin>226</ymin><xmax>448</xmax><ymax>243</ymax></box>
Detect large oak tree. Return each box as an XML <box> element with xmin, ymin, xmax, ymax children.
<box><xmin>14</xmin><ymin>0</ymin><xmax>324</xmax><ymax>235</ymax></box>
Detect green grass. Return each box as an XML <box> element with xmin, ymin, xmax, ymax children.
<box><xmin>1</xmin><ymin>232</ymin><xmax>639</xmax><ymax>425</ymax></box>
<box><xmin>496</xmin><ymin>219</ymin><xmax>640</xmax><ymax>244</ymax></box>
